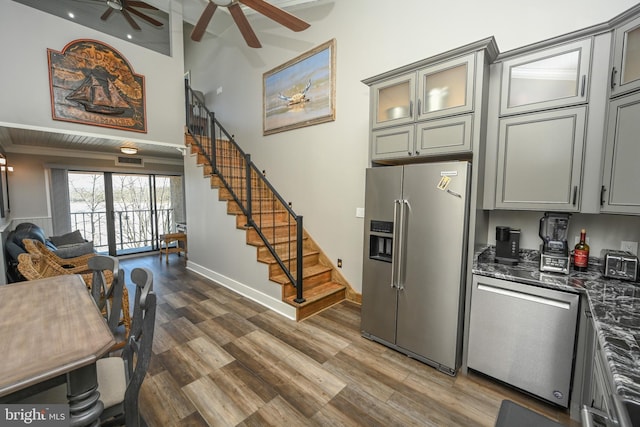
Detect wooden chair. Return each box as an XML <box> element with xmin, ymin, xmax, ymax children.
<box><xmin>17</xmin><ymin>253</ymin><xmax>131</xmax><ymax>351</ymax></box>
<box><xmin>22</xmin><ymin>238</ymin><xmax>95</xmax><ymax>272</ymax></box>
<box><xmin>16</xmin><ymin>268</ymin><xmax>157</xmax><ymax>427</ymax></box>
<box><xmin>97</xmin><ymin>267</ymin><xmax>156</xmax><ymax>427</ymax></box>
<box><xmin>88</xmin><ymin>255</ymin><xmax>127</xmax><ymax>349</ymax></box>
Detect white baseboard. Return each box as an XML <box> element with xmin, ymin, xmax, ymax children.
<box><xmin>186</xmin><ymin>260</ymin><xmax>296</xmax><ymax>321</ymax></box>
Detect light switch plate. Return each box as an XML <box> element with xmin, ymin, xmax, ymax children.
<box><xmin>356</xmin><ymin>207</ymin><xmax>365</xmax><ymax>218</ymax></box>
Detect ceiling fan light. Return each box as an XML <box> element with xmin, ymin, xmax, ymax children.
<box><xmin>107</xmin><ymin>0</ymin><xmax>124</xmax><ymax>11</ymax></box>
<box><xmin>120</xmin><ymin>146</ymin><xmax>138</xmax><ymax>155</ymax></box>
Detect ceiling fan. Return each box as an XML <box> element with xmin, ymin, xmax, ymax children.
<box><xmin>100</xmin><ymin>0</ymin><xmax>164</xmax><ymax>31</ymax></box>
<box><xmin>190</xmin><ymin>0</ymin><xmax>311</xmax><ymax>48</ymax></box>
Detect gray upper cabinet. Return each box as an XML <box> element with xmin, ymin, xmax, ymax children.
<box><xmin>371</xmin><ymin>74</ymin><xmax>416</xmax><ymax>130</ymax></box>
<box><xmin>499</xmin><ymin>38</ymin><xmax>592</xmax><ymax>116</ymax></box>
<box><xmin>485</xmin><ymin>36</ymin><xmax>596</xmax><ymax>211</ymax></box>
<box><xmin>610</xmin><ymin>15</ymin><xmax>640</xmax><ymax>97</ymax></box>
<box><xmin>601</xmin><ymin>91</ymin><xmax>640</xmax><ymax>214</ymax></box>
<box><xmin>364</xmin><ymin>38</ymin><xmax>497</xmax><ymax>163</ymax></box>
<box><xmin>495</xmin><ymin>107</ymin><xmax>586</xmax><ymax>211</ymax></box>
<box><xmin>417</xmin><ymin>53</ymin><xmax>475</xmax><ymax>120</ymax></box>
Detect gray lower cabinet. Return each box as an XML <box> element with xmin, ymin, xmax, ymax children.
<box><xmin>495</xmin><ymin>106</ymin><xmax>586</xmax><ymax>211</ymax></box>
<box><xmin>601</xmin><ymin>91</ymin><xmax>640</xmax><ymax>214</ymax></box>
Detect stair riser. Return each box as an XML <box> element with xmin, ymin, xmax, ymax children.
<box><xmin>219</xmin><ymin>187</ymin><xmax>274</xmax><ymax>201</ymax></box>
<box><xmin>246</xmin><ymin>225</ymin><xmax>297</xmax><ymax>241</ymax></box>
<box><xmin>280</xmin><ymin>270</ymin><xmax>333</xmax><ymax>295</ymax></box>
<box><xmin>236</xmin><ymin>213</ymin><xmax>290</xmax><ymax>227</ymax></box>
<box><xmin>256</xmin><ymin>241</ymin><xmax>305</xmax><ymax>259</ymax></box>
<box><xmin>294</xmin><ymin>289</ymin><xmax>346</xmax><ymax>321</ymax></box>
<box><xmin>268</xmin><ymin>253</ymin><xmax>320</xmax><ymax>276</ymax></box>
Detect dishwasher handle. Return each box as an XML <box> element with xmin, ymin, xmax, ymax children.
<box><xmin>477</xmin><ymin>284</ymin><xmax>572</xmax><ymax>310</ymax></box>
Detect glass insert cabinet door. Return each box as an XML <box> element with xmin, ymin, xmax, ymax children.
<box><xmin>612</xmin><ymin>17</ymin><xmax>640</xmax><ymax>96</ymax></box>
<box><xmin>499</xmin><ymin>38</ymin><xmax>592</xmax><ymax>115</ymax></box>
<box><xmin>417</xmin><ymin>53</ymin><xmax>475</xmax><ymax>119</ymax></box>
<box><xmin>372</xmin><ymin>74</ymin><xmax>416</xmax><ymax>129</ymax></box>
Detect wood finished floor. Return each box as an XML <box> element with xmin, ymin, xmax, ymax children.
<box><xmin>120</xmin><ymin>254</ymin><xmax>579</xmax><ymax>427</ymax></box>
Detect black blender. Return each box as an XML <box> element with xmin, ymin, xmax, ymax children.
<box><xmin>539</xmin><ymin>212</ymin><xmax>571</xmax><ymax>274</ymax></box>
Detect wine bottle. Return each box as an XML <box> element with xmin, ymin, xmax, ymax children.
<box><xmin>574</xmin><ymin>228</ymin><xmax>590</xmax><ymax>272</ymax></box>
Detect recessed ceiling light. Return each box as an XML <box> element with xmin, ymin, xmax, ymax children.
<box><xmin>127</xmin><ymin>34</ymin><xmax>133</xmax><ymax>40</ymax></box>
<box><xmin>68</xmin><ymin>12</ymin><xmax>75</xmax><ymax>19</ymax></box>
<box><xmin>120</xmin><ymin>146</ymin><xmax>138</xmax><ymax>155</ymax></box>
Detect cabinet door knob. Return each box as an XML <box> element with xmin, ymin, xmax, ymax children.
<box><xmin>600</xmin><ymin>185</ymin><xmax>607</xmax><ymax>206</ymax></box>
<box><xmin>611</xmin><ymin>67</ymin><xmax>618</xmax><ymax>90</ymax></box>
<box><xmin>581</xmin><ymin>75</ymin><xmax>587</xmax><ymax>97</ymax></box>
<box><xmin>408</xmin><ymin>151</ymin><xmax>412</xmax><ymax>156</ymax></box>
<box><xmin>415</xmin><ymin>150</ymin><xmax>420</xmax><ymax>155</ymax></box>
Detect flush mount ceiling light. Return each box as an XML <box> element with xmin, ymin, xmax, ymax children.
<box><xmin>120</xmin><ymin>146</ymin><xmax>138</xmax><ymax>155</ymax></box>
<box><xmin>106</xmin><ymin>0</ymin><xmax>124</xmax><ymax>11</ymax></box>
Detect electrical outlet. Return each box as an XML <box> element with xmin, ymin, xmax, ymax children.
<box><xmin>337</xmin><ymin>258</ymin><xmax>342</xmax><ymax>268</ymax></box>
<box><xmin>621</xmin><ymin>241</ymin><xmax>638</xmax><ymax>255</ymax></box>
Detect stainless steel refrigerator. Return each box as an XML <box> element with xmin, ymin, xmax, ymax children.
<box><xmin>361</xmin><ymin>161</ymin><xmax>471</xmax><ymax>375</ymax></box>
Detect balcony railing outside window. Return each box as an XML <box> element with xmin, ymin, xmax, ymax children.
<box><xmin>70</xmin><ymin>208</ymin><xmax>175</xmax><ymax>253</ymax></box>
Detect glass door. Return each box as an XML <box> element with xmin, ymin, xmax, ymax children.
<box><xmin>371</xmin><ymin>74</ymin><xmax>416</xmax><ymax>129</ymax></box>
<box><xmin>499</xmin><ymin>38</ymin><xmax>591</xmax><ymax>115</ymax></box>
<box><xmin>68</xmin><ymin>171</ymin><xmax>184</xmax><ymax>256</ymax></box>
<box><xmin>612</xmin><ymin>17</ymin><xmax>640</xmax><ymax>96</ymax></box>
<box><xmin>417</xmin><ymin>53</ymin><xmax>475</xmax><ymax>120</ymax></box>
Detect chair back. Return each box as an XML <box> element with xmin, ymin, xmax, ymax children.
<box><xmin>87</xmin><ymin>255</ymin><xmax>124</xmax><ymax>334</ymax></box>
<box><xmin>122</xmin><ymin>267</ymin><xmax>156</xmax><ymax>427</ymax></box>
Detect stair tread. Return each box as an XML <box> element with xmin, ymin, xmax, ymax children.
<box><xmin>284</xmin><ymin>281</ymin><xmax>346</xmax><ymax>306</ymax></box>
<box><xmin>247</xmin><ymin>234</ymin><xmax>304</xmax><ymax>246</ymax></box>
<box><xmin>270</xmin><ymin>263</ymin><xmax>332</xmax><ymax>285</ymax></box>
<box><xmin>257</xmin><ymin>247</ymin><xmax>319</xmax><ymax>264</ymax></box>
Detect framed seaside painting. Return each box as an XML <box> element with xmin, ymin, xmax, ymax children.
<box><xmin>263</xmin><ymin>39</ymin><xmax>336</xmax><ymax>135</ymax></box>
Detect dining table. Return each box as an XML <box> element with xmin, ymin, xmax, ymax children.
<box><xmin>0</xmin><ymin>274</ymin><xmax>115</xmax><ymax>426</ymax></box>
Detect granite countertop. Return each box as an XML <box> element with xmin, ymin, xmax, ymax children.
<box><xmin>473</xmin><ymin>245</ymin><xmax>640</xmax><ymax>409</ymax></box>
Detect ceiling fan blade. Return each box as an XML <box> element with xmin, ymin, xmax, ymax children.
<box><xmin>239</xmin><ymin>0</ymin><xmax>310</xmax><ymax>32</ymax></box>
<box><xmin>127</xmin><ymin>7</ymin><xmax>163</xmax><ymax>27</ymax></box>
<box><xmin>229</xmin><ymin>3</ymin><xmax>261</xmax><ymax>48</ymax></box>
<box><xmin>121</xmin><ymin>9</ymin><xmax>142</xmax><ymax>30</ymax></box>
<box><xmin>191</xmin><ymin>2</ymin><xmax>218</xmax><ymax>42</ymax></box>
<box><xmin>100</xmin><ymin>7</ymin><xmax>114</xmax><ymax>21</ymax></box>
<box><xmin>127</xmin><ymin>1</ymin><xmax>158</xmax><ymax>10</ymax></box>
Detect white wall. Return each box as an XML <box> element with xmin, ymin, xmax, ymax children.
<box><xmin>183</xmin><ymin>0</ymin><xmax>639</xmax><ymax>294</ymax></box>
<box><xmin>0</xmin><ymin>0</ymin><xmax>185</xmax><ymax>148</ymax></box>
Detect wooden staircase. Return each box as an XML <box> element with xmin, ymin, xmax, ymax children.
<box><xmin>185</xmin><ymin>133</ymin><xmax>354</xmax><ymax>321</ymax></box>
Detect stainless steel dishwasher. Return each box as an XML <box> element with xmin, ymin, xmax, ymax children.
<box><xmin>467</xmin><ymin>275</ymin><xmax>580</xmax><ymax>408</ymax></box>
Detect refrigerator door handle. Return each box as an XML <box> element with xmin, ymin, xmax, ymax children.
<box><xmin>390</xmin><ymin>199</ymin><xmax>402</xmax><ymax>288</ymax></box>
<box><xmin>397</xmin><ymin>199</ymin><xmax>409</xmax><ymax>291</ymax></box>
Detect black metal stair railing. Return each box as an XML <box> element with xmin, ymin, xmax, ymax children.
<box><xmin>185</xmin><ymin>82</ymin><xmax>305</xmax><ymax>303</ymax></box>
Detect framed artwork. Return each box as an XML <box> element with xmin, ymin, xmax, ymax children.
<box><xmin>48</xmin><ymin>39</ymin><xmax>147</xmax><ymax>133</ymax></box>
<box><xmin>263</xmin><ymin>39</ymin><xmax>336</xmax><ymax>135</ymax></box>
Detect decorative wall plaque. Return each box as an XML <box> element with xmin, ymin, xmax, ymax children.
<box><xmin>48</xmin><ymin>39</ymin><xmax>146</xmax><ymax>132</ymax></box>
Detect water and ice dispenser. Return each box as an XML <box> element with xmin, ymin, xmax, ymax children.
<box><xmin>369</xmin><ymin>220</ymin><xmax>393</xmax><ymax>262</ymax></box>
